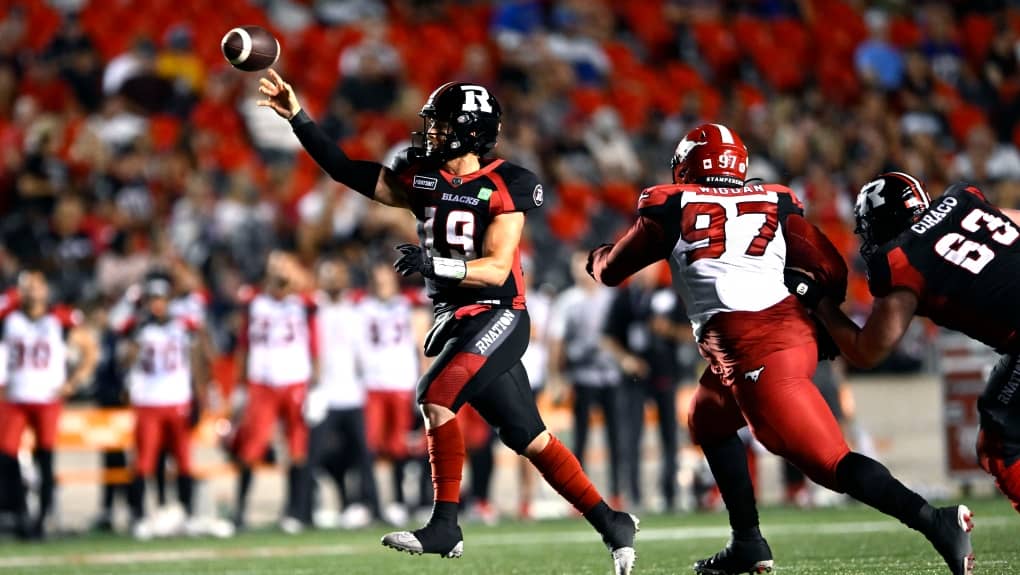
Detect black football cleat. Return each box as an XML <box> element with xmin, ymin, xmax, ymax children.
<box><xmin>381</xmin><ymin>521</ymin><xmax>464</xmax><ymax>558</ymax></box>
<box><xmin>923</xmin><ymin>505</ymin><xmax>975</xmax><ymax>575</ymax></box>
<box><xmin>693</xmin><ymin>536</ymin><xmax>774</xmax><ymax>574</ymax></box>
<box><xmin>598</xmin><ymin>511</ymin><xmax>640</xmax><ymax>575</ymax></box>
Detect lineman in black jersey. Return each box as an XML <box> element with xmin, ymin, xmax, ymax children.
<box><xmin>788</xmin><ymin>172</ymin><xmax>1020</xmax><ymax>517</ymax></box>
<box><xmin>257</xmin><ymin>70</ymin><xmax>637</xmax><ymax>574</ymax></box>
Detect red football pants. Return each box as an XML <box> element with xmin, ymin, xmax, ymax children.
<box><xmin>0</xmin><ymin>401</ymin><xmax>61</xmax><ymax>455</ymax></box>
<box><xmin>237</xmin><ymin>382</ymin><xmax>308</xmax><ymax>464</ymax></box>
<box><xmin>688</xmin><ymin>343</ymin><xmax>850</xmax><ymax>491</ymax></box>
<box><xmin>134</xmin><ymin>404</ymin><xmax>192</xmax><ymax>476</ymax></box>
<box><xmin>364</xmin><ymin>390</ymin><xmax>414</xmax><ymax>459</ymax></box>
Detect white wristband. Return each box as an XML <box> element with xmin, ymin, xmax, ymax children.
<box><xmin>433</xmin><ymin>257</ymin><xmax>467</xmax><ymax>280</ymax></box>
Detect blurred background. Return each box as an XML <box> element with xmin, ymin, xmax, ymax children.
<box><xmin>0</xmin><ymin>0</ymin><xmax>1017</xmax><ymax>537</ymax></box>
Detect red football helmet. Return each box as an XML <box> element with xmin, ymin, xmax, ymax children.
<box><xmin>671</xmin><ymin>123</ymin><xmax>749</xmax><ymax>187</ymax></box>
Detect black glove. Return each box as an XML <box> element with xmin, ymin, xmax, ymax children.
<box><xmin>394</xmin><ymin>243</ymin><xmax>435</xmax><ymax>279</ymax></box>
<box><xmin>784</xmin><ymin>268</ymin><xmax>823</xmax><ymax>310</ymax></box>
<box><xmin>586</xmin><ymin>243</ymin><xmax>613</xmax><ymax>280</ymax></box>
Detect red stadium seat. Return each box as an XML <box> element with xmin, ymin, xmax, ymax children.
<box><xmin>947</xmin><ymin>105</ymin><xmax>988</xmax><ymax>144</ymax></box>
<box><xmin>960</xmin><ymin>14</ymin><xmax>996</xmax><ymax>67</ymax></box>
<box><xmin>888</xmin><ymin>16</ymin><xmax>923</xmax><ymax>49</ymax></box>
<box><xmin>692</xmin><ymin>20</ymin><xmax>740</xmax><ymax>79</ymax></box>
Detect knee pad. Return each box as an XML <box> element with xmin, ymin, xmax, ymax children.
<box><xmin>498</xmin><ymin>421</ymin><xmax>545</xmax><ymax>455</ymax></box>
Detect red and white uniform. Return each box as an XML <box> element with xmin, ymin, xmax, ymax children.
<box><xmin>236</xmin><ymin>288</ymin><xmax>317</xmax><ymax>464</ymax></box>
<box><xmin>127</xmin><ymin>317</ymin><xmax>197</xmax><ymax>407</ymax></box>
<box><xmin>0</xmin><ymin>306</ymin><xmax>80</xmax><ymax>455</ymax></box>
<box><xmin>590</xmin><ymin>182</ymin><xmax>851</xmax><ymax>490</ymax></box>
<box><xmin>125</xmin><ymin>315</ymin><xmax>197</xmax><ymax>476</ymax></box>
<box><xmin>354</xmin><ymin>291</ymin><xmax>419</xmax><ymax>459</ymax></box>
<box><xmin>241</xmin><ymin>290</ymin><xmax>316</xmax><ymax>387</ymax></box>
<box><xmin>315</xmin><ymin>292</ymin><xmax>362</xmax><ymax>411</ymax></box>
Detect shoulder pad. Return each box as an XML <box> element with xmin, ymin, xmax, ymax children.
<box><xmin>389</xmin><ymin>146</ymin><xmax>428</xmax><ymax>176</ymax></box>
<box><xmin>638</xmin><ymin>184</ymin><xmax>682</xmax><ymax>211</ymax></box>
<box><xmin>944</xmin><ymin>181</ymin><xmax>987</xmax><ymax>203</ymax></box>
<box><xmin>496</xmin><ymin>163</ymin><xmax>544</xmax><ymax>212</ymax></box>
<box><xmin>53</xmin><ymin>306</ymin><xmax>83</xmax><ymax>327</ymax></box>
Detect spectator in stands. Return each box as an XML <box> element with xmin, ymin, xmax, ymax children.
<box><xmin>854</xmin><ymin>9</ymin><xmax>904</xmax><ymax>92</ymax></box>
<box><xmin>102</xmin><ymin>37</ymin><xmax>157</xmax><ymax>98</ymax></box>
<box><xmin>336</xmin><ymin>18</ymin><xmax>402</xmax><ymax>114</ymax></box>
<box><xmin>44</xmin><ymin>12</ymin><xmax>102</xmax><ymax>112</ymax></box>
<box><xmin>950</xmin><ymin>123</ymin><xmax>1020</xmax><ymax>186</ymax></box>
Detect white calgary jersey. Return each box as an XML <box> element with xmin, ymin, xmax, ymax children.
<box><xmin>521</xmin><ymin>289</ymin><xmax>552</xmax><ymax>389</ymax></box>
<box><xmin>645</xmin><ymin>184</ymin><xmax>800</xmax><ymax>337</ymax></box>
<box><xmin>1</xmin><ymin>308</ymin><xmax>77</xmax><ymax>403</ymax></box>
<box><xmin>354</xmin><ymin>294</ymin><xmax>418</xmax><ymax>392</ymax></box>
<box><xmin>315</xmin><ymin>292</ymin><xmax>363</xmax><ymax>409</ymax></box>
<box><xmin>243</xmin><ymin>291</ymin><xmax>315</xmax><ymax>386</ymax></box>
<box><xmin>127</xmin><ymin>317</ymin><xmax>195</xmax><ymax>407</ymax></box>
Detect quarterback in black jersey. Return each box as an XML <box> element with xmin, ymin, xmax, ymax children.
<box><xmin>257</xmin><ymin>70</ymin><xmax>637</xmax><ymax>573</ymax></box>
<box><xmin>788</xmin><ymin>172</ymin><xmax>1020</xmax><ymax>515</ymax></box>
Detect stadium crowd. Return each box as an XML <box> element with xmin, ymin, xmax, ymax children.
<box><xmin>0</xmin><ymin>0</ymin><xmax>1018</xmax><ymax>539</ymax></box>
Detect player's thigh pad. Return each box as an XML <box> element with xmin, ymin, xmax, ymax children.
<box><xmin>417</xmin><ymin>308</ymin><xmax>530</xmax><ymax>411</ymax></box>
<box><xmin>133</xmin><ymin>407</ymin><xmax>162</xmax><ymax>476</ymax></box>
<box><xmin>979</xmin><ymin>353</ymin><xmax>1020</xmax><ymax>443</ymax></box>
<box><xmin>24</xmin><ymin>403</ymin><xmax>62</xmax><ymax>451</ymax></box>
<box><xmin>687</xmin><ymin>367</ymin><xmax>747</xmax><ymax>446</ymax></box>
<box><xmin>0</xmin><ymin>403</ymin><xmax>28</xmax><ymax>456</ymax></box>
<box><xmin>237</xmin><ymin>384</ymin><xmax>278</xmax><ymax>464</ymax></box>
<box><xmin>733</xmin><ymin>345</ymin><xmax>849</xmax><ymax>490</ymax></box>
<box><xmin>469</xmin><ymin>362</ymin><xmax>546</xmax><ymax>454</ymax></box>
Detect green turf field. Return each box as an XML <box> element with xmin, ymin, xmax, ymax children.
<box><xmin>1</xmin><ymin>498</ymin><xmax>1016</xmax><ymax>575</ymax></box>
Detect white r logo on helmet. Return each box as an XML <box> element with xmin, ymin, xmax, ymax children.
<box><xmin>460</xmin><ymin>85</ymin><xmax>492</xmax><ymax>113</ymax></box>
<box><xmin>859</xmin><ymin>178</ymin><xmax>887</xmax><ymax>211</ymax></box>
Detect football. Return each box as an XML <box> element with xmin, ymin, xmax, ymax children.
<box><xmin>220</xmin><ymin>25</ymin><xmax>279</xmax><ymax>72</ymax></box>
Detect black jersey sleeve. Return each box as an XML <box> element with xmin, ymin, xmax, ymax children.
<box><xmin>289</xmin><ymin>110</ymin><xmax>382</xmax><ymax>198</ymax></box>
<box><xmin>492</xmin><ymin>164</ymin><xmax>543</xmax><ymax>214</ymax></box>
<box><xmin>866</xmin><ymin>246</ymin><xmax>925</xmax><ymax>298</ymax></box>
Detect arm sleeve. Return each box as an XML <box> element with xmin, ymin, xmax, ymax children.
<box><xmin>590</xmin><ymin>216</ymin><xmax>669</xmax><ymax>287</ymax></box>
<box><xmin>290</xmin><ymin>110</ymin><xmax>383</xmax><ymax>198</ymax></box>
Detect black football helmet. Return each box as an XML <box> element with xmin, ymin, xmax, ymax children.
<box><xmin>854</xmin><ymin>171</ymin><xmax>931</xmax><ymax>259</ymax></box>
<box><xmin>414</xmin><ymin>82</ymin><xmax>501</xmax><ymax>161</ymax></box>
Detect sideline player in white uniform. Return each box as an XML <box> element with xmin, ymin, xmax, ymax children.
<box><xmin>0</xmin><ymin>270</ymin><xmax>97</xmax><ymax>539</ymax></box>
<box><xmin>233</xmin><ymin>251</ymin><xmax>319</xmax><ymax>532</ymax></box>
<box><xmin>120</xmin><ymin>277</ymin><xmax>208</xmax><ymax>539</ymax></box>
<box><xmin>354</xmin><ymin>262</ymin><xmax>422</xmax><ymax>526</ymax></box>
<box><xmin>305</xmin><ymin>257</ymin><xmax>379</xmax><ymax>528</ymax></box>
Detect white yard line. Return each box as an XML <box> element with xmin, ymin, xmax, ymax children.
<box><xmin>0</xmin><ymin>517</ymin><xmax>1012</xmax><ymax>570</ymax></box>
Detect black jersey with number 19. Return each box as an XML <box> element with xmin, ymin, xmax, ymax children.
<box><xmin>398</xmin><ymin>158</ymin><xmax>543</xmax><ymax>314</ymax></box>
<box><xmin>866</xmin><ymin>183</ymin><xmax>1020</xmax><ymax>353</ymax></box>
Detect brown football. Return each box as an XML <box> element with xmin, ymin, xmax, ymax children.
<box><xmin>221</xmin><ymin>25</ymin><xmax>279</xmax><ymax>72</ymax></box>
